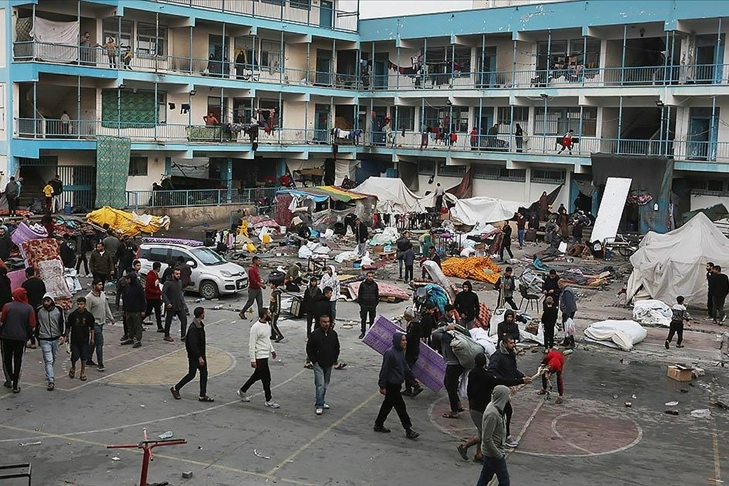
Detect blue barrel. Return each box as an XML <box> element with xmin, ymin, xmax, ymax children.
<box><xmin>64</xmin><ymin>202</ymin><xmax>73</xmax><ymax>215</ymax></box>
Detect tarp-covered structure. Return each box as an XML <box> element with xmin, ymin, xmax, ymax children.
<box><xmin>445</xmin><ymin>195</ymin><xmax>525</xmax><ymax>226</ymax></box>
<box><xmin>275</xmin><ymin>186</ymin><xmax>376</xmax><ymax>229</ymax></box>
<box><xmin>626</xmin><ymin>213</ymin><xmax>729</xmax><ymax>304</ymax></box>
<box><xmin>354</xmin><ymin>177</ymin><xmax>433</xmax><ymax>213</ymax></box>
<box><xmin>87</xmin><ymin>206</ymin><xmax>170</xmax><ymax>237</ymax></box>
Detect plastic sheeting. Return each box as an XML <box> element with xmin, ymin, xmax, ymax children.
<box><xmin>355</xmin><ymin>177</ymin><xmax>433</xmax><ymax>213</ymax></box>
<box><xmin>632</xmin><ymin>299</ymin><xmax>673</xmax><ymax>327</ymax></box>
<box><xmin>626</xmin><ymin>213</ymin><xmax>729</xmax><ymax>304</ymax></box>
<box><xmin>31</xmin><ymin>17</ymin><xmax>79</xmax><ymax>63</ymax></box>
<box><xmin>86</xmin><ymin>206</ymin><xmax>171</xmax><ymax>237</ymax></box>
<box><xmin>446</xmin><ymin>196</ymin><xmax>524</xmax><ymax>225</ymax></box>
<box><xmin>584</xmin><ymin>320</ymin><xmax>647</xmax><ymax>351</ymax></box>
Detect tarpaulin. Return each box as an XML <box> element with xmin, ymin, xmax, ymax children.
<box><xmin>682</xmin><ymin>203</ymin><xmax>729</xmax><ymax>225</ymax></box>
<box><xmin>30</xmin><ymin>17</ymin><xmax>79</xmax><ymax>63</ymax></box>
<box><xmin>354</xmin><ymin>177</ymin><xmax>433</xmax><ymax>213</ymax></box>
<box><xmin>86</xmin><ymin>206</ymin><xmax>171</xmax><ymax>237</ymax></box>
<box><xmin>446</xmin><ymin>167</ymin><xmax>473</xmax><ymax>200</ymax></box>
<box><xmin>277</xmin><ymin>185</ymin><xmax>372</xmax><ymax>203</ymax></box>
<box><xmin>447</xmin><ymin>196</ymin><xmax>524</xmax><ymax>225</ymax></box>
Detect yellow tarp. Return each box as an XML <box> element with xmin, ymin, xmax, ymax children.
<box><xmin>442</xmin><ymin>256</ymin><xmax>502</xmax><ymax>284</ymax></box>
<box><xmin>86</xmin><ymin>206</ymin><xmax>171</xmax><ymax>237</ymax></box>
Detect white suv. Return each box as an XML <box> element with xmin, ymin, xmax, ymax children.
<box><xmin>136</xmin><ymin>243</ymin><xmax>248</xmax><ymax>299</ymax></box>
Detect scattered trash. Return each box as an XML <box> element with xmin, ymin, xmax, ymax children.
<box><xmin>158</xmin><ymin>431</ymin><xmax>174</xmax><ymax>440</ymax></box>
<box><xmin>708</xmin><ymin>478</ymin><xmax>724</xmax><ymax>483</ymax></box>
<box><xmin>613</xmin><ymin>394</ymin><xmax>619</xmax><ymax>399</ymax></box>
<box><xmin>713</xmin><ymin>400</ymin><xmax>728</xmax><ymax>410</ymax></box>
<box><xmin>253</xmin><ymin>448</ymin><xmax>271</xmax><ymax>459</ymax></box>
<box><xmin>665</xmin><ymin>401</ymin><xmax>679</xmax><ymax>407</ymax></box>
<box><xmin>140</xmin><ymin>404</ymin><xmax>145</xmax><ymax>407</ymax></box>
<box><xmin>18</xmin><ymin>441</ymin><xmax>42</xmax><ymax>447</ymax></box>
<box><xmin>631</xmin><ymin>394</ymin><xmax>637</xmax><ymax>399</ymax></box>
<box><xmin>664</xmin><ymin>410</ymin><xmax>679</xmax><ymax>415</ymax></box>
<box><xmin>692</xmin><ymin>367</ymin><xmax>705</xmax><ymax>377</ymax></box>
<box><xmin>680</xmin><ymin>388</ymin><xmax>689</xmax><ymax>393</ymax></box>
<box><xmin>563</xmin><ymin>349</ymin><xmax>574</xmax><ymax>356</ymax></box>
<box><xmin>182</xmin><ymin>471</ymin><xmax>194</xmax><ymax>479</ymax></box>
<box><xmin>195</xmin><ymin>298</ymin><xmax>206</xmax><ymax>303</ymax></box>
<box><xmin>690</xmin><ymin>409</ymin><xmax>711</xmax><ymax>418</ymax></box>
<box><xmin>111</xmin><ymin>456</ymin><xmax>121</xmax><ymax>461</ymax></box>
<box><xmin>213</xmin><ymin>305</ymin><xmax>222</xmax><ymax>310</ymax></box>
<box><xmin>624</xmin><ymin>402</ymin><xmax>632</xmax><ymax>408</ymax></box>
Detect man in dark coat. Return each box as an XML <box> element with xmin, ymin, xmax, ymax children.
<box><xmin>306</xmin><ymin>314</ymin><xmax>340</xmax><ymax>415</ymax></box>
<box><xmin>358</xmin><ymin>271</ymin><xmax>379</xmax><ymax>339</ymax></box>
<box><xmin>170</xmin><ymin>307</ymin><xmax>212</xmax><ymax>402</ymax></box>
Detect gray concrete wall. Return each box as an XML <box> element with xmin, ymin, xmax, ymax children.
<box><xmin>145</xmin><ymin>204</ymin><xmax>255</xmax><ymax>227</ymax></box>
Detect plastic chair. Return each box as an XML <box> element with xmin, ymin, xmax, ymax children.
<box><xmin>519</xmin><ymin>284</ymin><xmax>540</xmax><ymax>311</ymax></box>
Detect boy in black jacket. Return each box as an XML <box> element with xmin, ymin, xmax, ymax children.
<box><xmin>66</xmin><ymin>297</ymin><xmax>95</xmax><ymax>382</ymax></box>
<box><xmin>303</xmin><ymin>278</ymin><xmax>323</xmax><ymax>339</ymax></box>
<box><xmin>170</xmin><ymin>307</ymin><xmax>213</xmax><ymax>402</ymax></box>
<box><xmin>269</xmin><ymin>281</ymin><xmax>284</xmax><ymax>342</ymax></box>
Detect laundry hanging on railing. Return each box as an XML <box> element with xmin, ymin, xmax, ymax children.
<box><xmin>30</xmin><ymin>17</ymin><xmax>79</xmax><ymax>63</ymax></box>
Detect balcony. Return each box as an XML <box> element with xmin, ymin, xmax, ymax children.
<box><xmin>125</xmin><ymin>187</ymin><xmax>277</xmax><ymax>210</ymax></box>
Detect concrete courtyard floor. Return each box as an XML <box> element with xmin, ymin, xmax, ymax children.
<box><xmin>1</xmin><ymin>255</ymin><xmax>728</xmax><ymax>486</ymax></box>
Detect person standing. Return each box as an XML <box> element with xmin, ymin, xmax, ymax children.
<box><xmin>402</xmin><ymin>245</ymin><xmax>415</xmax><ymax>284</ymax></box>
<box><xmin>457</xmin><ymin>352</ymin><xmax>490</xmax><ymax>462</ymax></box>
<box><xmin>538</xmin><ymin>191</ymin><xmax>549</xmax><ymax>222</ymax></box>
<box><xmin>306</xmin><ymin>314</ymin><xmax>340</xmax><ymax>415</ymax></box>
<box><xmin>145</xmin><ymin>262</ymin><xmax>164</xmax><ymax>333</ymax></box>
<box><xmin>49</xmin><ymin>174</ymin><xmax>63</xmax><ymax>213</ymax></box>
<box><xmin>0</xmin><ymin>270</ymin><xmax>14</xmax><ymax>385</ymax></box>
<box><xmin>122</xmin><ymin>273</ymin><xmax>145</xmax><ymax>348</ymax></box>
<box><xmin>358</xmin><ymin>271</ymin><xmax>379</xmax><ymax>339</ymax></box>
<box><xmin>558</xmin><ymin>279</ymin><xmax>577</xmax><ymax>347</ymax></box>
<box><xmin>541</xmin><ymin>296</ymin><xmax>559</xmax><ymax>352</ymax></box>
<box><xmin>538</xmin><ymin>349</ymin><xmax>566</xmax><ymax>404</ymax></box>
<box><xmin>434</xmin><ymin>183</ymin><xmax>445</xmax><ymax>209</ymax></box>
<box><xmin>514</xmin><ymin>123</ymin><xmax>524</xmax><ymax>153</ymax></box>
<box><xmin>499</xmin><ymin>221</ymin><xmax>514</xmax><ymax>262</ymax></box>
<box><xmin>115</xmin><ymin>236</ymin><xmax>136</xmax><ymax>277</ymax></box>
<box><xmin>557</xmin><ymin>129</ymin><xmax>574</xmax><ymax>155</ymax></box>
<box><xmin>65</xmin><ymin>297</ymin><xmax>94</xmax><ymax>381</ymax></box>
<box><xmin>557</xmin><ymin>207</ymin><xmax>570</xmax><ymax>241</ymax></box>
<box><xmin>421</xmin><ymin>246</ymin><xmax>442</xmax><ymax>280</ymax></box>
<box><xmin>85</xmin><ymin>279</ymin><xmax>114</xmax><ymax>372</ymax></box>
<box><xmin>60</xmin><ymin>110</ymin><xmax>72</xmax><ymax>134</ymax></box>
<box><xmin>0</xmin><ymin>288</ymin><xmax>37</xmax><ymax>393</ymax></box>
<box><xmin>476</xmin><ymin>385</ymin><xmax>512</xmax><ymax>486</ymax></box>
<box><xmin>495</xmin><ymin>267</ymin><xmax>517</xmax><ymax>310</ymax></box>
<box><xmin>302</xmin><ymin>277</ymin><xmax>323</xmax><ymax>341</ymax></box>
<box><xmin>666</xmin><ymin>296</ymin><xmax>691</xmax><ymax>349</ymax></box>
<box><xmin>488</xmin><ymin>337</ymin><xmax>531</xmax><ymax>449</ymax></box>
<box><xmin>707</xmin><ymin>262</ymin><xmax>715</xmax><ymax>319</ymax></box>
<box><xmin>238</xmin><ymin>256</ymin><xmax>264</xmax><ymax>319</ymax></box>
<box><xmin>42</xmin><ymin>181</ymin><xmax>54</xmax><ymax>212</ymax></box>
<box><xmin>89</xmin><ymin>241</ymin><xmax>114</xmax><ymax>284</ymax></box>
<box><xmin>711</xmin><ymin>265</ymin><xmax>729</xmax><ymax>325</ymax></box>
<box><xmin>74</xmin><ymin>234</ymin><xmax>90</xmax><ymax>277</ymax></box>
<box><xmin>0</xmin><ymin>227</ymin><xmax>11</xmax><ymax>261</ymax></box>
<box><xmin>170</xmin><ymin>307</ymin><xmax>214</xmax><ymax>402</ymax></box>
<box><xmin>268</xmin><ymin>281</ymin><xmax>284</xmax><ymax>342</ymax></box>
<box><xmin>373</xmin><ymin>332</ymin><xmax>420</xmax><ymax>439</ymax></box>
<box><xmin>319</xmin><ymin>265</ymin><xmax>340</xmax><ymax>325</ymax></box>
<box><xmin>22</xmin><ymin>267</ymin><xmax>45</xmax><ymax>350</ymax></box>
<box><xmin>102</xmin><ymin>230</ymin><xmax>121</xmax><ymax>270</ymax></box>
<box><xmin>541</xmin><ymin>269</ymin><xmax>561</xmax><ymax>308</ymax></box>
<box><xmin>454</xmin><ymin>281</ymin><xmax>480</xmax><ymax>329</ymax></box>
<box><xmin>103</xmin><ymin>37</ymin><xmax>117</xmax><ymax>68</ymax></box>
<box><xmin>35</xmin><ymin>294</ymin><xmax>65</xmax><ymax>391</ymax></box>
<box><xmin>355</xmin><ymin>218</ymin><xmax>369</xmax><ymax>257</ymax></box>
<box><xmin>439</xmin><ymin>321</ymin><xmax>465</xmax><ymax>419</ymax></box>
<box><xmin>238</xmin><ymin>309</ymin><xmax>279</xmax><ymax>408</ymax></box>
<box><xmin>401</xmin><ymin>308</ymin><xmax>424</xmax><ymax>398</ymax></box>
<box><xmin>516</xmin><ymin>212</ymin><xmax>526</xmax><ymax>250</ymax></box>
<box><xmin>162</xmin><ymin>267</ymin><xmax>187</xmax><ymax>342</ymax></box>
<box><xmin>395</xmin><ymin>232</ymin><xmax>411</xmax><ymax>280</ymax></box>
<box><xmin>4</xmin><ymin>177</ymin><xmax>19</xmax><ymax>217</ymax></box>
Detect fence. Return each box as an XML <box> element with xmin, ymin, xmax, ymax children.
<box><xmin>125</xmin><ymin>187</ymin><xmax>277</xmax><ymax>210</ymax></box>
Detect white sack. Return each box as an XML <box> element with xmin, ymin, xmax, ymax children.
<box><xmin>632</xmin><ymin>299</ymin><xmax>673</xmax><ymax>327</ymax></box>
<box><xmin>583</xmin><ymin>319</ymin><xmax>647</xmax><ymax>351</ymax></box>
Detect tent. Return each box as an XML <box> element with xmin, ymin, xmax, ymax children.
<box><xmin>446</xmin><ymin>196</ymin><xmax>525</xmax><ymax>226</ymax></box>
<box><xmin>626</xmin><ymin>213</ymin><xmax>729</xmax><ymax>304</ymax></box>
<box><xmin>354</xmin><ymin>177</ymin><xmax>434</xmax><ymax>213</ymax></box>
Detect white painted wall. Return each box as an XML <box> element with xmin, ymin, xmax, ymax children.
<box><xmin>0</xmin><ymin>9</ymin><xmax>5</xmax><ymax>69</ymax></box>
<box><xmin>126</xmin><ymin>156</ymin><xmax>167</xmax><ymax>191</ymax></box>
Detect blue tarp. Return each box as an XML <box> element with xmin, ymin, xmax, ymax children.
<box><xmin>276</xmin><ymin>189</ymin><xmax>329</xmax><ymax>203</ymax></box>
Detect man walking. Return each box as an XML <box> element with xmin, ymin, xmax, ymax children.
<box><xmin>711</xmin><ymin>265</ymin><xmax>729</xmax><ymax>325</ymax></box>
<box><xmin>35</xmin><ymin>294</ymin><xmax>65</xmax><ymax>390</ymax></box>
<box><xmin>402</xmin><ymin>308</ymin><xmax>424</xmax><ymax>398</ymax></box>
<box><xmin>434</xmin><ymin>183</ymin><xmax>445</xmax><ymax>209</ymax></box>
<box><xmin>238</xmin><ymin>308</ymin><xmax>279</xmax><ymax>408</ymax></box>
<box><xmin>355</xmin><ymin>218</ymin><xmax>369</xmax><ymax>257</ymax></box>
<box><xmin>5</xmin><ymin>176</ymin><xmax>19</xmax><ymax>217</ymax></box>
<box><xmin>22</xmin><ymin>267</ymin><xmax>46</xmax><ymax>350</ymax></box>
<box><xmin>122</xmin><ymin>273</ymin><xmax>145</xmax><ymax>348</ymax></box>
<box><xmin>438</xmin><ymin>321</ymin><xmax>465</xmax><ymax>419</ymax></box>
<box><xmin>358</xmin><ymin>271</ymin><xmax>379</xmax><ymax>339</ymax></box>
<box><xmin>145</xmin><ymin>262</ymin><xmax>164</xmax><ymax>332</ymax></box>
<box><xmin>0</xmin><ymin>288</ymin><xmax>36</xmax><ymax>393</ymax></box>
<box><xmin>268</xmin><ymin>281</ymin><xmax>284</xmax><ymax>342</ymax></box>
<box><xmin>454</xmin><ymin>280</ymin><xmax>479</xmax><ymax>329</ymax></box>
<box><xmin>170</xmin><ymin>307</ymin><xmax>214</xmax><ymax>402</ymax></box>
<box><xmin>373</xmin><ymin>332</ymin><xmax>420</xmax><ymax>440</ymax></box>
<box><xmin>89</xmin><ymin>241</ymin><xmax>114</xmax><ymax>284</ymax></box>
<box><xmin>666</xmin><ymin>296</ymin><xmax>691</xmax><ymax>349</ymax></box>
<box><xmin>707</xmin><ymin>262</ymin><xmax>715</xmax><ymax>319</ymax></box>
<box><xmin>85</xmin><ymin>279</ymin><xmax>114</xmax><ymax>371</ymax></box>
<box><xmin>476</xmin><ymin>385</ymin><xmax>512</xmax><ymax>486</ymax></box>
<box><xmin>395</xmin><ymin>231</ymin><xmax>411</xmax><ymax>280</ymax></box>
<box><xmin>499</xmin><ymin>221</ymin><xmax>514</xmax><ymax>262</ymax></box>
<box><xmin>495</xmin><ymin>267</ymin><xmax>517</xmax><ymax>310</ymax></box>
<box><xmin>162</xmin><ymin>267</ymin><xmax>187</xmax><ymax>341</ymax></box>
<box><xmin>49</xmin><ymin>174</ymin><xmax>63</xmax><ymax>213</ymax></box>
<box><xmin>303</xmin><ymin>277</ymin><xmax>323</xmax><ymax>339</ymax></box>
<box><xmin>239</xmin><ymin>256</ymin><xmax>264</xmax><ymax>319</ymax></box>
<box><xmin>306</xmin><ymin>314</ymin><xmax>340</xmax><ymax>415</ymax></box>
<box><xmin>558</xmin><ymin>279</ymin><xmax>577</xmax><ymax>346</ymax></box>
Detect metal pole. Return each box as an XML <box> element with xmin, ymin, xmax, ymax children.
<box><xmin>582</xmin><ymin>34</ymin><xmax>587</xmax><ymax>86</ymax></box>
<box><xmin>306</xmin><ymin>41</ymin><xmax>311</xmax><ymax>84</ymax></box>
<box><xmin>711</xmin><ymin>95</ymin><xmax>717</xmax><ymax>160</ymax></box>
<box><xmin>332</xmin><ymin>37</ymin><xmax>336</xmax><ymax>87</ymax></box>
<box><xmin>155</xmin><ymin>12</ymin><xmax>160</xmax><ymax>74</ymax></box>
<box><xmin>478</xmin><ymin>97</ymin><xmax>483</xmax><ymax>147</ymax></box>
<box><xmin>617</xmin><ymin>96</ymin><xmax>623</xmax><ymax>153</ymax></box>
<box><xmin>716</xmin><ymin>18</ymin><xmax>723</xmax><ymax>84</ymax></box>
<box><xmin>278</xmin><ymin>90</ymin><xmax>283</xmax><ymax>143</ymax></box>
<box><xmin>450</xmin><ymin>42</ymin><xmax>456</xmax><ymax>88</ymax></box>
<box><xmin>620</xmin><ymin>24</ymin><xmax>627</xmax><ymax>86</ymax></box>
<box><xmin>669</xmin><ymin>31</ymin><xmax>676</xmax><ymax>84</ymax></box>
<box><xmin>77</xmin><ymin>76</ymin><xmax>81</xmax><ymax>139</ymax></box>
<box><xmin>33</xmin><ymin>81</ymin><xmax>37</xmax><ymax>136</ymax></box>
<box><xmin>280</xmin><ymin>29</ymin><xmax>285</xmax><ymax>84</ymax></box>
<box><xmin>511</xmin><ymin>38</ymin><xmax>516</xmax><ymax>87</ymax></box>
<box><xmin>222</xmin><ymin>22</ymin><xmax>227</xmax><ymax>78</ymax></box>
<box><xmin>658</xmin><ymin>104</ymin><xmax>665</xmax><ymax>155</ymax></box>
<box><xmin>542</xmin><ymin>96</ymin><xmax>547</xmax><ymax>153</ymax></box>
<box><xmin>189</xmin><ymin>26</ymin><xmax>193</xmax><ymax>74</ymax></box>
<box><xmin>154</xmin><ymin>82</ymin><xmax>158</xmax><ymax>140</ymax></box>
<box><xmin>546</xmin><ymin>30</ymin><xmax>551</xmax><ymax>85</ymax></box>
<box><xmin>665</xmin><ymin>105</ymin><xmax>671</xmax><ymax>156</ymax></box>
<box><xmin>420</xmin><ymin>97</ymin><xmax>425</xmax><ymax>145</ymax></box>
<box><xmin>396</xmin><ymin>37</ymin><xmax>400</xmax><ymax>91</ymax></box>
<box><xmin>481</xmin><ymin>34</ymin><xmax>486</xmax><ymax>87</ymax></box>
<box><xmin>509</xmin><ymin>104</ymin><xmax>514</xmax><ymax>152</ymax></box>
<box><xmin>117</xmin><ymin>86</ymin><xmax>121</xmax><ymax>137</ymax></box>
<box><xmin>305</xmin><ymin>99</ymin><xmax>309</xmax><ymax>141</ymax></box>
<box><xmin>578</xmin><ymin>105</ymin><xmax>584</xmax><ymax>155</ymax></box>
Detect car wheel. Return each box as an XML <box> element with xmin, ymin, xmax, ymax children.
<box><xmin>199</xmin><ymin>280</ymin><xmax>219</xmax><ymax>300</ymax></box>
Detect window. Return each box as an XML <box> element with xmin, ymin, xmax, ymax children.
<box><xmin>438</xmin><ymin>163</ymin><xmax>466</xmax><ymax>177</ymax></box>
<box><xmin>261</xmin><ymin>0</ymin><xmax>284</xmax><ymax>4</ymax></box>
<box><xmin>260</xmin><ymin>39</ymin><xmax>282</xmax><ymax>69</ymax></box>
<box><xmin>129</xmin><ymin>156</ymin><xmax>148</xmax><ymax>176</ymax></box>
<box><xmin>422</xmin><ymin>46</ymin><xmax>471</xmax><ymax>75</ymax></box>
<box><xmin>473</xmin><ymin>166</ymin><xmax>526</xmax><ymax>182</ymax></box>
<box><xmin>688</xmin><ymin>179</ymin><xmax>726</xmax><ymax>193</ymax></box>
<box><xmin>531</xmin><ymin>169</ymin><xmax>565</xmax><ymax>184</ymax></box>
<box><xmin>139</xmin><ymin>246</ymin><xmax>168</xmax><ymax>263</ymax></box>
<box><xmin>534</xmin><ymin>107</ymin><xmax>597</xmax><ymax>137</ymax></box>
<box><xmin>137</xmin><ymin>22</ymin><xmax>167</xmax><ymax>57</ymax></box>
<box><xmin>258</xmin><ymin>99</ymin><xmax>281</xmax><ymax>127</ymax></box>
<box><xmin>290</xmin><ymin>0</ymin><xmax>311</xmax><ymax>9</ymax></box>
<box><xmin>418</xmin><ymin>160</ymin><xmax>435</xmax><ymax>175</ymax></box>
<box><xmin>392</xmin><ymin>106</ymin><xmax>415</xmax><ymax>131</ymax></box>
<box><xmin>169</xmin><ymin>249</ymin><xmax>193</xmax><ymax>266</ymax></box>
<box><xmin>424</xmin><ymin>106</ymin><xmax>469</xmax><ymax>133</ymax></box>
<box><xmin>102</xmin><ymin>19</ymin><xmax>133</xmax><ymax>50</ymax></box>
<box><xmin>497</xmin><ymin>107</ymin><xmax>529</xmax><ymax>126</ymax></box>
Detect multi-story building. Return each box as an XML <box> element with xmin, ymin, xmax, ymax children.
<box><xmin>1</xmin><ymin>0</ymin><xmax>728</xmax><ymax>232</ymax></box>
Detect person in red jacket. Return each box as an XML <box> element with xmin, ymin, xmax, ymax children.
<box><xmin>538</xmin><ymin>349</ymin><xmax>565</xmax><ymax>404</ymax></box>
<box><xmin>145</xmin><ymin>261</ymin><xmax>163</xmax><ymax>332</ymax></box>
<box><xmin>239</xmin><ymin>256</ymin><xmax>264</xmax><ymax>319</ymax></box>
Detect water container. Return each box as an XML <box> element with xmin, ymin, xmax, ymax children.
<box><xmin>64</xmin><ymin>202</ymin><xmax>73</xmax><ymax>215</ymax></box>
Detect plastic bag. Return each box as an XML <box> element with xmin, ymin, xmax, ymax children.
<box><xmin>565</xmin><ymin>317</ymin><xmax>576</xmax><ymax>337</ymax></box>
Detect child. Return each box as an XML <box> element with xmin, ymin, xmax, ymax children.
<box><xmin>43</xmin><ymin>182</ymin><xmax>54</xmax><ymax>212</ymax></box>
<box><xmin>268</xmin><ymin>281</ymin><xmax>284</xmax><ymax>342</ymax></box>
<box><xmin>122</xmin><ymin>45</ymin><xmax>133</xmax><ymax>70</ymax></box>
<box><xmin>538</xmin><ymin>348</ymin><xmax>565</xmax><ymax>404</ymax></box>
<box><xmin>402</xmin><ymin>245</ymin><xmax>415</xmax><ymax>283</ymax></box>
<box><xmin>665</xmin><ymin>296</ymin><xmax>690</xmax><ymax>349</ymax></box>
<box><xmin>65</xmin><ymin>296</ymin><xmax>95</xmax><ymax>381</ymax></box>
<box><xmin>541</xmin><ymin>296</ymin><xmax>559</xmax><ymax>352</ymax></box>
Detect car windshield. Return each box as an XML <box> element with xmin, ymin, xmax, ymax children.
<box><xmin>190</xmin><ymin>247</ymin><xmax>226</xmax><ymax>266</ymax></box>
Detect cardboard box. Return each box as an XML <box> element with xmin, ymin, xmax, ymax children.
<box><xmin>667</xmin><ymin>365</ymin><xmax>693</xmax><ymax>382</ymax></box>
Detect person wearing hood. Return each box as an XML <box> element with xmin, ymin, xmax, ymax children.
<box><xmin>476</xmin><ymin>385</ymin><xmax>512</xmax><ymax>486</ymax></box>
<box><xmin>457</xmin><ymin>352</ymin><xmax>490</xmax><ymax>462</ymax></box>
<box><xmin>36</xmin><ymin>293</ymin><xmax>65</xmax><ymax>390</ymax></box>
<box><xmin>488</xmin><ymin>337</ymin><xmax>530</xmax><ymax>449</ymax></box>
<box><xmin>454</xmin><ymin>280</ymin><xmax>480</xmax><ymax>330</ymax></box>
<box><xmin>319</xmin><ymin>265</ymin><xmax>340</xmax><ymax>325</ymax></box>
<box><xmin>402</xmin><ymin>308</ymin><xmax>424</xmax><ymax>398</ymax></box>
<box><xmin>65</xmin><ymin>296</ymin><xmax>95</xmax><ymax>381</ymax></box>
<box><xmin>122</xmin><ymin>272</ymin><xmax>146</xmax><ymax>348</ymax></box>
<box><xmin>374</xmin><ymin>332</ymin><xmax>420</xmax><ymax>440</ymax></box>
<box><xmin>358</xmin><ymin>271</ymin><xmax>379</xmax><ymax>340</ymax></box>
<box><xmin>22</xmin><ymin>267</ymin><xmax>45</xmax><ymax>350</ymax></box>
<box><xmin>497</xmin><ymin>310</ymin><xmax>520</xmax><ymax>344</ymax></box>
<box><xmin>0</xmin><ymin>288</ymin><xmax>37</xmax><ymax>392</ymax></box>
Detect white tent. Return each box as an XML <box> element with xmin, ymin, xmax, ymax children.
<box><xmin>354</xmin><ymin>177</ymin><xmax>433</xmax><ymax>213</ymax></box>
<box><xmin>626</xmin><ymin>213</ymin><xmax>729</xmax><ymax>304</ymax></box>
<box><xmin>447</xmin><ymin>195</ymin><xmax>524</xmax><ymax>226</ymax></box>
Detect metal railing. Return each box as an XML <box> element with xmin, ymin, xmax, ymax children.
<box><xmin>125</xmin><ymin>187</ymin><xmax>278</xmax><ymax>210</ymax></box>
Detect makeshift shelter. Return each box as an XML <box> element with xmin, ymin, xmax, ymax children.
<box><xmin>446</xmin><ymin>195</ymin><xmax>526</xmax><ymax>226</ymax></box>
<box><xmin>354</xmin><ymin>177</ymin><xmax>434</xmax><ymax>213</ymax></box>
<box><xmin>86</xmin><ymin>206</ymin><xmax>171</xmax><ymax>237</ymax></box>
<box><xmin>275</xmin><ymin>186</ymin><xmax>376</xmax><ymax>229</ymax></box>
<box><xmin>626</xmin><ymin>213</ymin><xmax>729</xmax><ymax>304</ymax></box>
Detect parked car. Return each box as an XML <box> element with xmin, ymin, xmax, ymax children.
<box><xmin>136</xmin><ymin>242</ymin><xmax>248</xmax><ymax>299</ymax></box>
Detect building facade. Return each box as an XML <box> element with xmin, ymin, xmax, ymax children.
<box><xmin>1</xmin><ymin>0</ymin><xmax>728</xmax><ymax>229</ymax></box>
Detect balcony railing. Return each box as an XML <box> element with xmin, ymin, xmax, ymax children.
<box><xmin>13</xmin><ymin>40</ymin><xmax>728</xmax><ymax>92</ymax></box>
<box><xmin>125</xmin><ymin>187</ymin><xmax>277</xmax><ymax>210</ymax></box>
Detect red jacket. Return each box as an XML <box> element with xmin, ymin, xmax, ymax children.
<box><xmin>248</xmin><ymin>265</ymin><xmax>263</xmax><ymax>289</ymax></box>
<box><xmin>542</xmin><ymin>349</ymin><xmax>564</xmax><ymax>372</ymax></box>
<box><xmin>145</xmin><ymin>270</ymin><xmax>162</xmax><ymax>300</ymax></box>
